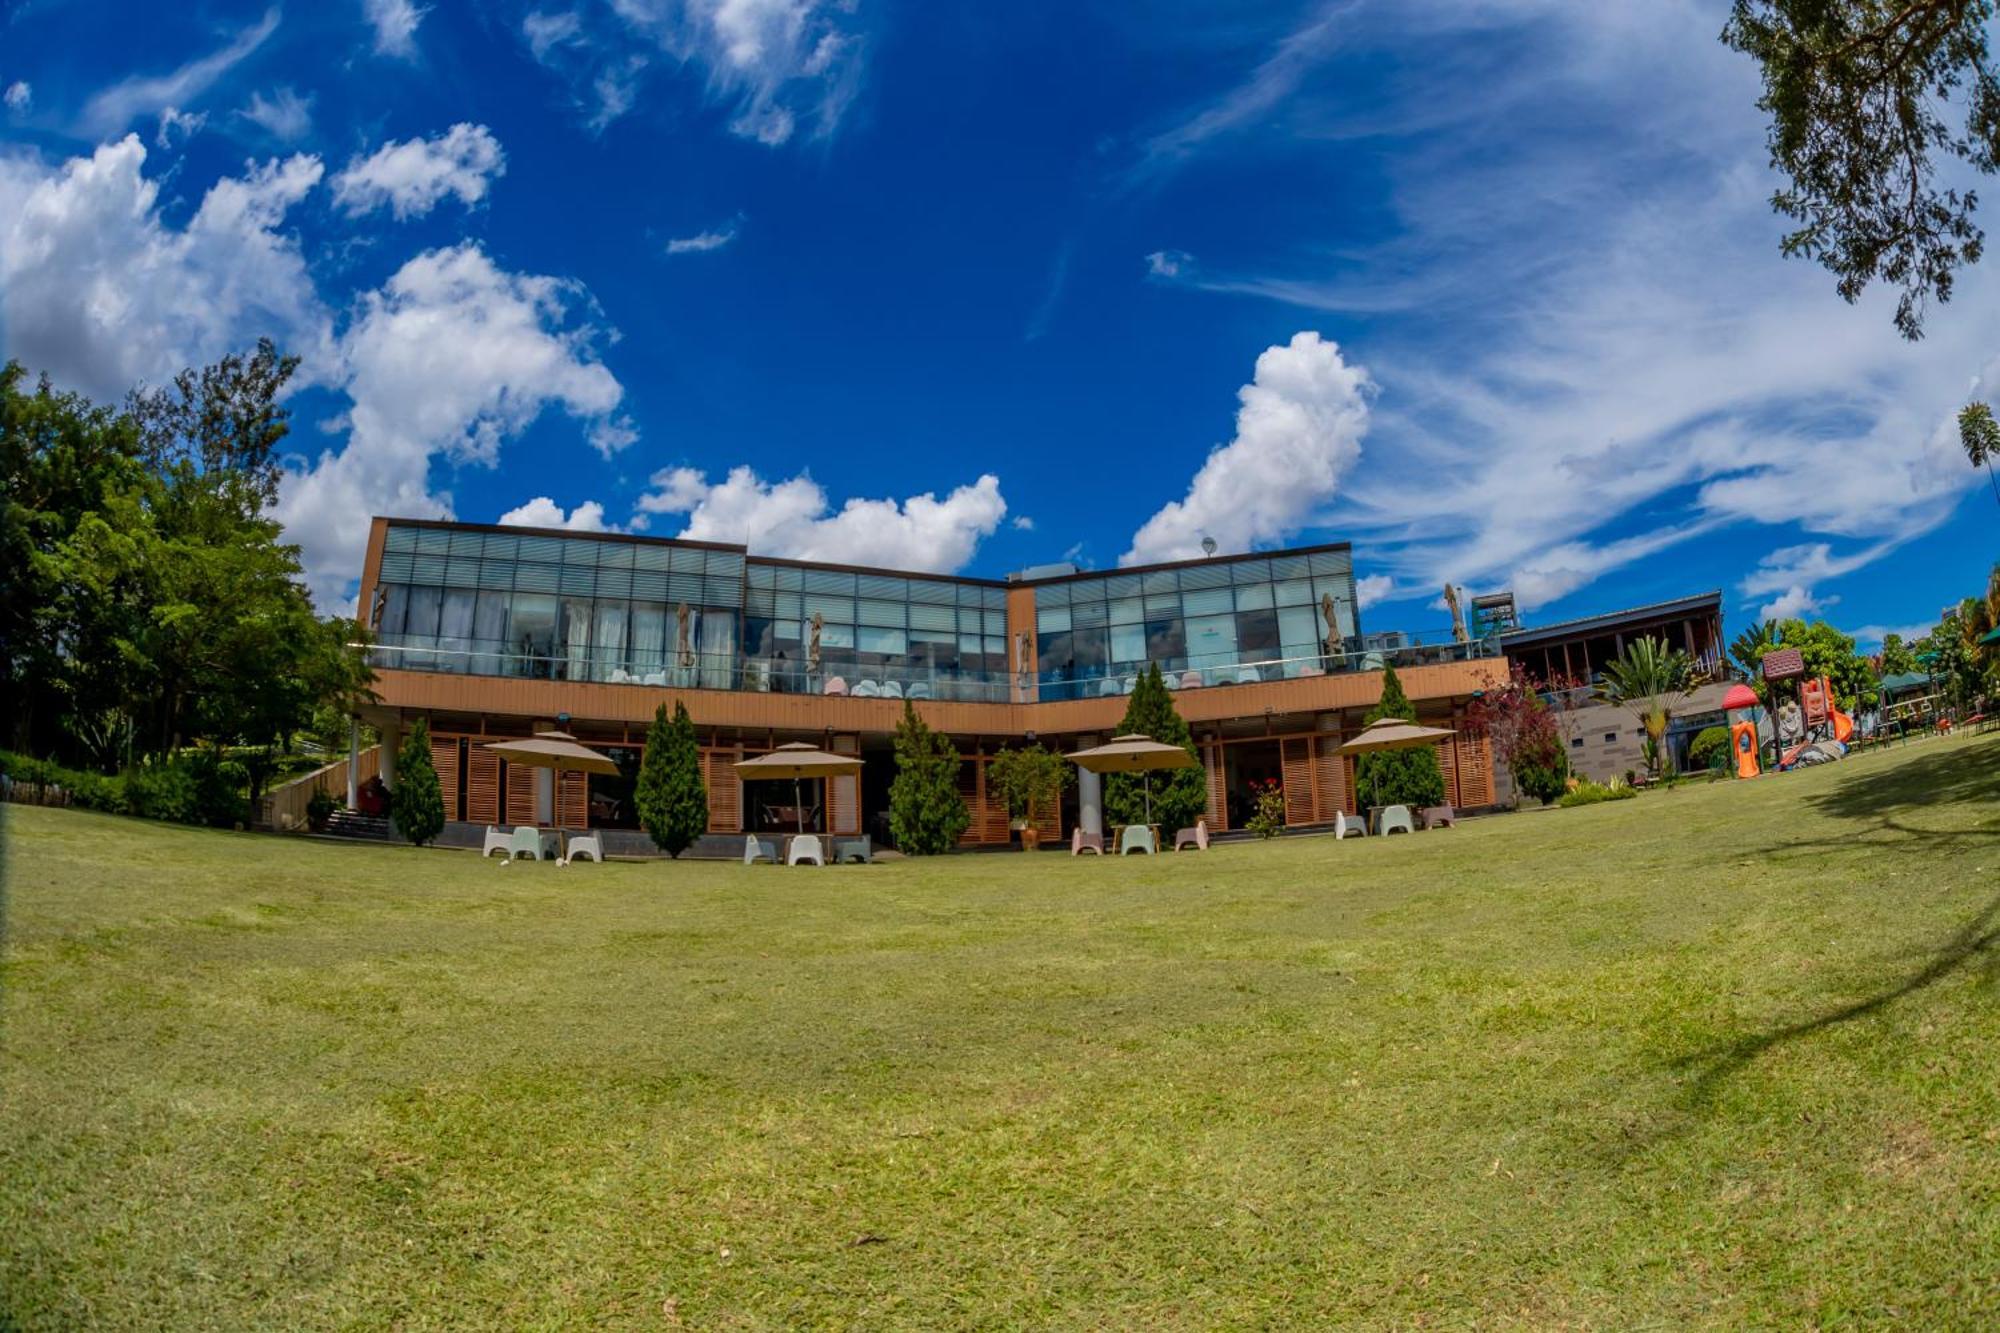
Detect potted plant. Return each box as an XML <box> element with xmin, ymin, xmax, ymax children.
<box><xmin>306</xmin><ymin>787</ymin><xmax>337</xmax><ymax>833</ymax></box>
<box><xmin>986</xmin><ymin>745</ymin><xmax>1072</xmax><ymax>852</ymax></box>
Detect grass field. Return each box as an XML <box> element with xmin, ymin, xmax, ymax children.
<box><xmin>5</xmin><ymin>733</ymin><xmax>2000</xmax><ymax>1328</ymax></box>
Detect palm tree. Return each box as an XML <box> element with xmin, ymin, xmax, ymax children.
<box><xmin>1958</xmin><ymin>402</ymin><xmax>2000</xmax><ymax>510</ymax></box>
<box><xmin>1729</xmin><ymin>620</ymin><xmax>1777</xmax><ymax>680</ymax></box>
<box><xmin>1599</xmin><ymin>636</ymin><xmax>1696</xmax><ymax>779</ymax></box>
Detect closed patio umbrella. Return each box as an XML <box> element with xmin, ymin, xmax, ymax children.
<box><xmin>1337</xmin><ymin>717</ymin><xmax>1457</xmax><ymax>814</ymax></box>
<box><xmin>483</xmin><ymin>730</ymin><xmax>620</xmax><ymax>862</ymax></box>
<box><xmin>733</xmin><ymin>742</ymin><xmax>863</xmax><ymax>836</ymax></box>
<box><xmin>1064</xmin><ymin>733</ymin><xmax>1198</xmax><ymax>826</ymax></box>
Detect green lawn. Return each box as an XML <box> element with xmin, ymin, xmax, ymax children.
<box><xmin>5</xmin><ymin>735</ymin><xmax>2000</xmax><ymax>1329</ymax></box>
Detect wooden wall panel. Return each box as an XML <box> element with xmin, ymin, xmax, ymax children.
<box><xmin>466</xmin><ymin>747</ymin><xmax>500</xmax><ymax>825</ymax></box>
<box><xmin>704</xmin><ymin>748</ymin><xmax>741</xmax><ymax>832</ymax></box>
<box><xmin>1312</xmin><ymin>736</ymin><xmax>1348</xmax><ymax>820</ymax></box>
<box><xmin>505</xmin><ymin>763</ymin><xmax>537</xmax><ymax>826</ymax></box>
<box><xmin>1281</xmin><ymin>737</ymin><xmax>1315</xmax><ymax>827</ymax></box>
<box><xmin>1435</xmin><ymin>740</ymin><xmax>1460</xmax><ymax>810</ymax></box>
<box><xmin>558</xmin><ymin>769</ymin><xmax>587</xmax><ymax>828</ymax></box>
<box><xmin>1455</xmin><ymin>734</ymin><xmax>1495</xmax><ymax>808</ymax></box>
<box><xmin>432</xmin><ymin>736</ymin><xmax>461</xmax><ymax>822</ymax></box>
<box><xmin>830</xmin><ymin>773</ymin><xmax>859</xmax><ymax>836</ymax></box>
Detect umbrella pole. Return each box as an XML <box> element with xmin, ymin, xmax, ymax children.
<box><xmin>795</xmin><ymin>776</ymin><xmax>805</xmax><ymax>836</ymax></box>
<box><xmin>1144</xmin><ymin>770</ymin><xmax>1153</xmax><ymax>826</ymax></box>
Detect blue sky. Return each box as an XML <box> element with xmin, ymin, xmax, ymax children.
<box><xmin>2</xmin><ymin>0</ymin><xmax>1995</xmax><ymax>645</ymax></box>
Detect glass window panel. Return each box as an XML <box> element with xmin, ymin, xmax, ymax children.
<box><xmin>561</xmin><ymin>598</ymin><xmax>592</xmax><ymax>680</ymax></box>
<box><xmin>481</xmin><ymin>532</ymin><xmax>519</xmax><ymax>559</ymax></box>
<box><xmin>1070</xmin><ymin>599</ymin><xmax>1108</xmax><ymax>628</ymax></box>
<box><xmin>561</xmin><ymin>564</ymin><xmax>595</xmax><ymax>595</ymax></box>
<box><xmin>1109</xmin><ymin>597</ymin><xmax>1144</xmax><ymax>625</ymax></box>
<box><xmin>1035</xmin><ymin>582</ymin><xmax>1071</xmax><ymax>607</ymax></box>
<box><xmin>857</xmin><ymin>598</ymin><xmax>905</xmax><ymax>628</ymax></box>
<box><xmin>1146</xmin><ymin>619</ymin><xmax>1186</xmax><ymax>660</ymax></box>
<box><xmin>820</xmin><ymin>622</ymin><xmax>855</xmax><ymax>649</ymax></box>
<box><xmin>703</xmin><ymin>574</ymin><xmax>740</xmax><ymax>605</ymax></box>
<box><xmin>479</xmin><ymin>558</ymin><xmax>516</xmax><ymax>589</ymax></box>
<box><xmin>411</xmin><ymin>553</ymin><xmax>446</xmax><ymax>583</ymax></box>
<box><xmin>445</xmin><ymin>558</ymin><xmax>480</xmax><ymax>587</ymax></box>
<box><xmin>405</xmin><ymin>585</ymin><xmax>442</xmax><ymax>637</ymax></box>
<box><xmin>473</xmin><ymin>591</ymin><xmax>509</xmax><ymax>665</ymax></box>
<box><xmin>1230</xmin><ymin>559</ymin><xmax>1272</xmax><ymax>585</ymax></box>
<box><xmin>561</xmin><ymin>538</ymin><xmax>602</xmax><ymax>566</ymax></box>
<box><xmin>631</xmin><ymin>604</ymin><xmax>666</xmax><ymax>674</ymax></box>
<box><xmin>596</xmin><ymin>542</ymin><xmax>633</xmax><ymax>569</ymax></box>
<box><xmin>1037</xmin><ymin>630</ymin><xmax>1073</xmax><ymax>676</ymax></box>
<box><xmin>983</xmin><ymin>588</ymin><xmax>1006</xmax><ymax>609</ymax></box>
<box><xmin>1110</xmin><ymin>623</ymin><xmax>1146</xmax><ymax>663</ymax></box>
<box><xmin>696</xmin><ymin>604</ymin><xmax>736</xmax><ymax>688</ymax></box>
<box><xmin>857</xmin><ymin>574</ymin><xmax>903</xmax><ymax>601</ymax></box>
<box><xmin>984</xmin><ymin>635</ymin><xmax>1004</xmax><ymax>655</ymax></box>
<box><xmin>1105</xmin><ymin>573</ymin><xmax>1143</xmax><ymax>599</ymax></box>
<box><xmin>907</xmin><ymin>578</ymin><xmax>955</xmax><ymax>605</ymax></box>
<box><xmin>1308</xmin><ymin>549</ymin><xmax>1352</xmax><ymax>577</ymax></box>
<box><xmin>772</xmin><ymin>590</ymin><xmax>802</xmax><ymax>619</ymax></box>
<box><xmin>1185</xmin><ymin>613</ymin><xmax>1238</xmax><ymax>664</ymax></box>
<box><xmin>1037</xmin><ymin>606</ymin><xmax>1072</xmax><ymax>633</ymax></box>
<box><xmin>633</xmin><ymin>543</ymin><xmax>671</xmax><ymax>571</ymax></box>
<box><xmin>1273</xmin><ymin>578</ymin><xmax>1314</xmax><ymax>606</ymax></box>
<box><xmin>593</xmin><ymin>601</ymin><xmax>628</xmax><ymax>679</ymax></box>
<box><xmin>747</xmin><ymin>562</ymin><xmax>775</xmax><ymax>588</ymax></box>
<box><xmin>1237</xmin><ymin>609</ymin><xmax>1280</xmax><ymax>657</ymax></box>
<box><xmin>857</xmin><ymin>626</ymin><xmax>907</xmax><ymax>655</ymax></box>
<box><xmin>378</xmin><ymin>552</ymin><xmax>415</xmax><ymax>582</ymax></box>
<box><xmin>1278</xmin><ymin>606</ymin><xmax>1318</xmax><ymax>653</ymax></box>
<box><xmin>510</xmin><ymin>594</ymin><xmax>558</xmax><ymax>677</ymax></box>
<box><xmin>1143</xmin><ymin>595</ymin><xmax>1181</xmax><ymax>618</ymax></box>
<box><xmin>1179</xmin><ymin>562</ymin><xmax>1230</xmax><ymax>589</ymax></box>
<box><xmin>705</xmin><ymin>551</ymin><xmax>745</xmax><ymax>580</ymax></box>
<box><xmin>1313</xmin><ymin>575</ymin><xmax>1355</xmax><ymax>606</ymax></box>
<box><xmin>516</xmin><ymin>536</ymin><xmax>562</xmax><ymax>563</ymax></box>
<box><xmin>378</xmin><ymin>584</ymin><xmax>409</xmax><ymax>636</ymax></box>
<box><xmin>958</xmin><ymin>583</ymin><xmax>987</xmax><ymax>606</ymax></box>
<box><xmin>745</xmin><ymin>588</ymin><xmax>776</xmax><ymax>617</ymax></box>
<box><xmin>1269</xmin><ymin>554</ymin><xmax>1311</xmax><ymax>579</ymax></box>
<box><xmin>385</xmin><ymin>525</ymin><xmax>418</xmax><ymax>552</ymax></box>
<box><xmin>595</xmin><ymin>567</ymin><xmax>633</xmax><ymax>597</ymax></box>
<box><xmin>669</xmin><ymin>545</ymin><xmax>706</xmax><ymax>573</ymax></box>
<box><xmin>910</xmin><ymin>602</ymin><xmax>955</xmax><ymax>632</ymax></box>
<box><xmin>984</xmin><ymin>611</ymin><xmax>1007</xmax><ymax>635</ymax></box>
<box><xmin>630</xmin><ymin>569</ymin><xmax>669</xmax><ymax>600</ymax></box>
<box><xmin>959</xmin><ymin>634</ymin><xmax>984</xmax><ymax>655</ymax></box>
<box><xmin>774</xmin><ymin>565</ymin><xmax>803</xmax><ymax>591</ymax></box>
<box><xmin>909</xmin><ymin>624</ymin><xmax>956</xmax><ymax>644</ymax></box>
<box><xmin>1141</xmin><ymin>569</ymin><xmax>1179</xmax><ymax>594</ymax></box>
<box><xmin>804</xmin><ymin>595</ymin><xmax>853</xmax><ymax>623</ymax></box>
<box><xmin>1070</xmin><ymin>625</ymin><xmax>1108</xmax><ymax>672</ymax></box>
<box><xmin>804</xmin><ymin>568</ymin><xmax>856</xmax><ymax>595</ymax></box>
<box><xmin>514</xmin><ymin>561</ymin><xmax>558</xmax><ymax>593</ymax></box>
<box><xmin>1181</xmin><ymin>586</ymin><xmax>1232</xmax><ymax>615</ymax></box>
<box><xmin>448</xmin><ymin>529</ymin><xmax>484</xmax><ymax>554</ymax></box>
<box><xmin>415</xmin><ymin>527</ymin><xmax>451</xmax><ymax>553</ymax></box>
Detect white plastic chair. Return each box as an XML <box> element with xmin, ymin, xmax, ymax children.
<box><xmin>852</xmin><ymin>680</ymin><xmax>882</xmax><ymax>698</ymax></box>
<box><xmin>1118</xmin><ymin>825</ymin><xmax>1155</xmax><ymax>855</ymax></box>
<box><xmin>880</xmin><ymin>680</ymin><xmax>905</xmax><ymax>699</ymax></box>
<box><xmin>565</xmin><ymin>833</ymin><xmax>604</xmax><ymax>862</ymax></box>
<box><xmin>1236</xmin><ymin>666</ymin><xmax>1262</xmax><ymax>685</ymax></box>
<box><xmin>787</xmin><ymin>834</ymin><xmax>825</xmax><ymax>866</ymax></box>
<box><xmin>906</xmin><ymin>681</ymin><xmax>932</xmax><ymax>700</ymax></box>
<box><xmin>1098</xmin><ymin>677</ymin><xmax>1122</xmax><ymax>697</ymax></box>
<box><xmin>1378</xmin><ymin>805</ymin><xmax>1415</xmax><ymax>835</ymax></box>
<box><xmin>481</xmin><ymin>826</ymin><xmax>511</xmax><ymax>858</ymax></box>
<box><xmin>743</xmin><ymin>835</ymin><xmax>776</xmax><ymax>865</ymax></box>
<box><xmin>1334</xmin><ymin>810</ymin><xmax>1368</xmax><ymax>839</ymax></box>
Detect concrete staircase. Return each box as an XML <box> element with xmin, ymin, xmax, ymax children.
<box><xmin>321</xmin><ymin>809</ymin><xmax>393</xmax><ymax>842</ymax></box>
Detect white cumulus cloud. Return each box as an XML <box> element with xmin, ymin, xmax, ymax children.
<box><xmin>1355</xmin><ymin>572</ymin><xmax>1395</xmax><ymax>609</ymax></box>
<box><xmin>634</xmin><ymin>465</ymin><xmax>1007</xmax><ymax>573</ymax></box>
<box><xmin>0</xmin><ymin>136</ymin><xmax>332</xmax><ymax>403</ymax></box>
<box><xmin>277</xmin><ymin>243</ymin><xmax>626</xmax><ymax>607</ymax></box>
<box><xmin>1758</xmin><ymin>585</ymin><xmax>1831</xmax><ymax>623</ymax></box>
<box><xmin>499</xmin><ymin>496</ymin><xmax>611</xmax><ymax>531</ymax></box>
<box><xmin>1123</xmin><ymin>331</ymin><xmax>1370</xmax><ymax>566</ymax></box>
<box><xmin>332</xmin><ymin>123</ymin><xmax>506</xmax><ymax>220</ymax></box>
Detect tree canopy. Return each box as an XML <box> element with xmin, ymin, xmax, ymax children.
<box><xmin>1724</xmin><ymin>0</ymin><xmax>2000</xmax><ymax>340</ymax></box>
<box><xmin>889</xmin><ymin>702</ymin><xmax>968</xmax><ymax>855</ymax></box>
<box><xmin>1357</xmin><ymin>664</ymin><xmax>1446</xmax><ymax>810</ymax></box>
<box><xmin>636</xmin><ymin>700</ymin><xmax>706</xmax><ymax>857</ymax></box>
<box><xmin>1103</xmin><ymin>664</ymin><xmax>1207</xmax><ymax>833</ymax></box>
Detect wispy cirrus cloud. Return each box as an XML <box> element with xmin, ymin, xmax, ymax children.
<box><xmin>76</xmin><ymin>7</ymin><xmax>279</xmax><ymax>139</ymax></box>
<box><xmin>664</xmin><ymin>218</ymin><xmax>739</xmax><ymax>254</ymax></box>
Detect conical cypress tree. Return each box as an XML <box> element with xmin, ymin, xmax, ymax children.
<box><xmin>1357</xmin><ymin>663</ymin><xmax>1445</xmax><ymax>810</ymax></box>
<box><xmin>1103</xmin><ymin>663</ymin><xmax>1208</xmax><ymax>831</ymax></box>
<box><xmin>637</xmin><ymin>700</ymin><xmax>707</xmax><ymax>857</ymax></box>
<box><xmin>390</xmin><ymin>717</ymin><xmax>445</xmax><ymax>846</ymax></box>
<box><xmin>889</xmin><ymin>700</ymin><xmax>969</xmax><ymax>854</ymax></box>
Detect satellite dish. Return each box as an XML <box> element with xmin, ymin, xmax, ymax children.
<box><xmin>1200</xmin><ymin>535</ymin><xmax>1218</xmax><ymax>557</ymax></box>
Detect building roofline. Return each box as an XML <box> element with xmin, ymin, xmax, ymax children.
<box><xmin>1498</xmin><ymin>590</ymin><xmax>1723</xmax><ymax>648</ymax></box>
<box><xmin>376</xmin><ymin>516</ymin><xmax>1353</xmax><ymax>591</ymax></box>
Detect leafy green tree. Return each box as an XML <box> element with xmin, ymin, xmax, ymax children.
<box><xmin>889</xmin><ymin>701</ymin><xmax>968</xmax><ymax>854</ymax></box>
<box><xmin>389</xmin><ymin>718</ymin><xmax>445</xmax><ymax>846</ymax></box>
<box><xmin>1775</xmin><ymin>618</ymin><xmax>1879</xmax><ymax>711</ymax></box>
<box><xmin>635</xmin><ymin>700</ymin><xmax>706</xmax><ymax>857</ymax></box>
<box><xmin>1689</xmin><ymin>726</ymin><xmax>1734</xmax><ymax>772</ymax></box>
<box><xmin>1356</xmin><ymin>663</ymin><xmax>1446</xmax><ymax>810</ymax></box>
<box><xmin>986</xmin><ymin>744</ymin><xmax>1073</xmax><ymax>833</ymax></box>
<box><xmin>1723</xmin><ymin>0</ymin><xmax>2000</xmax><ymax>339</ymax></box>
<box><xmin>1878</xmin><ymin>631</ymin><xmax>1921</xmax><ymax>677</ymax></box>
<box><xmin>1599</xmin><ymin>636</ymin><xmax>1696</xmax><ymax>778</ymax></box>
<box><xmin>1103</xmin><ymin>663</ymin><xmax>1207</xmax><ymax>832</ymax></box>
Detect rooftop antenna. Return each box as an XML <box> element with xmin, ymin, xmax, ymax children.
<box><xmin>1200</xmin><ymin>535</ymin><xmax>1218</xmax><ymax>558</ymax></box>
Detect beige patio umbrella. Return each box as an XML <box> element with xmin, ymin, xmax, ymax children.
<box><xmin>733</xmin><ymin>742</ymin><xmax>862</xmax><ymax>836</ymax></box>
<box><xmin>1338</xmin><ymin>717</ymin><xmax>1456</xmax><ymax>812</ymax></box>
<box><xmin>484</xmin><ymin>730</ymin><xmax>620</xmax><ymax>862</ymax></box>
<box><xmin>1064</xmin><ymin>733</ymin><xmax>1198</xmax><ymax>825</ymax></box>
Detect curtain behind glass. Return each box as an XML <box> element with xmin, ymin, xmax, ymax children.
<box><xmin>631</xmin><ymin>604</ymin><xmax>666</xmax><ymax>681</ymax></box>
<box><xmin>697</xmin><ymin>606</ymin><xmax>736</xmax><ymax>688</ymax></box>
<box><xmin>562</xmin><ymin>597</ymin><xmax>591</xmax><ymax>681</ymax></box>
<box><xmin>593</xmin><ymin>601</ymin><xmax>628</xmax><ymax>681</ymax></box>
<box><xmin>439</xmin><ymin>589</ymin><xmax>476</xmax><ymax>673</ymax></box>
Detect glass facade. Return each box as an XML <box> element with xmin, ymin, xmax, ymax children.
<box><xmin>369</xmin><ymin>522</ymin><xmax>1013</xmax><ymax>701</ymax></box>
<box><xmin>1034</xmin><ymin>548</ymin><xmax>1360</xmax><ymax>700</ymax></box>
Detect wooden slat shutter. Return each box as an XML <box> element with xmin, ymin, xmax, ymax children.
<box><xmin>1205</xmin><ymin>745</ymin><xmax>1227</xmax><ymax>830</ymax></box>
<box><xmin>1435</xmin><ymin>741</ymin><xmax>1460</xmax><ymax>809</ymax></box>
<box><xmin>1033</xmin><ymin>784</ymin><xmax>1061</xmax><ymax>844</ymax></box>
<box><xmin>1455</xmin><ymin>734</ymin><xmax>1494</xmax><ymax>808</ymax></box>
<box><xmin>558</xmin><ymin>769</ymin><xmax>588</xmax><ymax>828</ymax></box>
<box><xmin>432</xmin><ymin>735</ymin><xmax>461</xmax><ymax>822</ymax></box>
<box><xmin>830</xmin><ymin>773</ymin><xmax>860</xmax><ymax>835</ymax></box>
<box><xmin>505</xmin><ymin>763</ymin><xmax>538</xmax><ymax>826</ymax></box>
<box><xmin>1281</xmin><ymin>737</ymin><xmax>1315</xmax><ymax>827</ymax></box>
<box><xmin>1313</xmin><ymin>736</ymin><xmax>1349</xmax><ymax>820</ymax></box>
<box><xmin>956</xmin><ymin>757</ymin><xmax>981</xmax><ymax>846</ymax></box>
<box><xmin>704</xmin><ymin>749</ymin><xmax>741</xmax><ymax>832</ymax></box>
<box><xmin>466</xmin><ymin>746</ymin><xmax>500</xmax><ymax>826</ymax></box>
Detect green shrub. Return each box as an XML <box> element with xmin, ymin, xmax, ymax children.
<box><xmin>1514</xmin><ymin>757</ymin><xmax>1569</xmax><ymax>807</ymax></box>
<box><xmin>306</xmin><ymin>788</ymin><xmax>337</xmax><ymax>832</ymax></box>
<box><xmin>1559</xmin><ymin>779</ymin><xmax>1638</xmax><ymax>808</ymax></box>
<box><xmin>1357</xmin><ymin>664</ymin><xmax>1447</xmax><ymax>810</ymax></box>
<box><xmin>889</xmin><ymin>701</ymin><xmax>969</xmax><ymax>855</ymax></box>
<box><xmin>636</xmin><ymin>701</ymin><xmax>707</xmax><ymax>857</ymax></box>
<box><xmin>125</xmin><ymin>757</ymin><xmax>199</xmax><ymax>823</ymax></box>
<box><xmin>0</xmin><ymin>750</ymin><xmax>125</xmax><ymax>812</ymax></box>
<box><xmin>1688</xmin><ymin>726</ymin><xmax>1732</xmax><ymax>772</ymax></box>
<box><xmin>390</xmin><ymin>719</ymin><xmax>446</xmax><ymax>846</ymax></box>
<box><xmin>1244</xmin><ymin>779</ymin><xmax>1286</xmax><ymax>839</ymax></box>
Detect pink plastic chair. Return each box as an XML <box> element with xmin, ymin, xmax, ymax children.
<box><xmin>1179</xmin><ymin>670</ymin><xmax>1204</xmax><ymax>690</ymax></box>
<box><xmin>823</xmin><ymin>676</ymin><xmax>848</xmax><ymax>696</ymax></box>
<box><xmin>1071</xmin><ymin>828</ymin><xmax>1104</xmax><ymax>855</ymax></box>
<box><xmin>1173</xmin><ymin>819</ymin><xmax>1209</xmax><ymax>851</ymax></box>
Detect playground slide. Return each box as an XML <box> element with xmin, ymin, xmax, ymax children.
<box><xmin>1832</xmin><ymin>707</ymin><xmax>1853</xmax><ymax>743</ymax></box>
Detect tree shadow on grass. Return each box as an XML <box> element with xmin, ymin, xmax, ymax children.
<box><xmin>1668</xmin><ymin>887</ymin><xmax>2000</xmax><ymax>1111</ymax></box>
<box><xmin>1804</xmin><ymin>733</ymin><xmax>2000</xmax><ymax>823</ymax></box>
